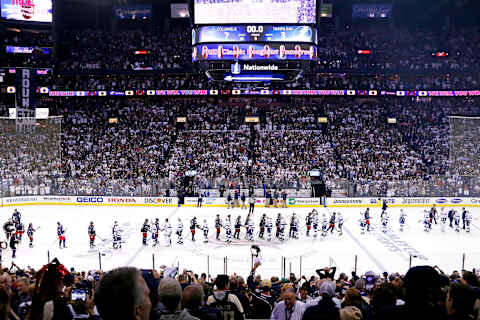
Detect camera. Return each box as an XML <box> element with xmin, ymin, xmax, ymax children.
<box><xmin>71</xmin><ymin>288</ymin><xmax>87</xmax><ymax>301</ymax></box>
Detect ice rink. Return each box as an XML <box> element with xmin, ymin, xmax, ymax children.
<box><xmin>1</xmin><ymin>205</ymin><xmax>479</xmax><ymax>278</ymax></box>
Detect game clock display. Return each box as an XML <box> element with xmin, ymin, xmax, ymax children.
<box><xmin>192</xmin><ymin>25</ymin><xmax>317</xmax><ymax>45</ymax></box>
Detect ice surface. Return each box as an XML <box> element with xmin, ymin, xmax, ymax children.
<box><xmin>1</xmin><ymin>205</ymin><xmax>479</xmax><ymax>278</ymax></box>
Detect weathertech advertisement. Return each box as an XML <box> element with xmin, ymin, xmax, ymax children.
<box><xmin>1</xmin><ymin>0</ymin><xmax>52</xmax><ymax>23</ymax></box>
<box><xmin>192</xmin><ymin>43</ymin><xmax>317</xmax><ymax>61</ymax></box>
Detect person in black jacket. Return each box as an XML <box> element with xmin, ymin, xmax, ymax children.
<box><xmin>302</xmin><ymin>281</ymin><xmax>339</xmax><ymax>320</ymax></box>
<box><xmin>246</xmin><ymin>262</ymin><xmax>274</xmax><ymax>319</ymax></box>
<box><xmin>183</xmin><ymin>285</ymin><xmax>221</xmax><ymax>320</ymax></box>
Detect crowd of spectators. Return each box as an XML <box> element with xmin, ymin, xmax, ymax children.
<box><xmin>1</xmin><ymin>96</ymin><xmax>480</xmax><ymax>197</ymax></box>
<box><xmin>1</xmin><ymin>259</ymin><xmax>479</xmax><ymax>320</ymax></box>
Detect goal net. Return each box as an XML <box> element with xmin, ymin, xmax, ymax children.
<box><xmin>448</xmin><ymin>116</ymin><xmax>480</xmax><ymax>176</ymax></box>
<box><xmin>0</xmin><ymin>116</ymin><xmax>63</xmax><ymax>195</ymax></box>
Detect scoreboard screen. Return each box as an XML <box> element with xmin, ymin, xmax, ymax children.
<box><xmin>194</xmin><ymin>0</ymin><xmax>316</xmax><ymax>25</ymax></box>
<box><xmin>193</xmin><ymin>25</ymin><xmax>317</xmax><ymax>45</ymax></box>
<box><xmin>192</xmin><ymin>43</ymin><xmax>317</xmax><ymax>61</ymax></box>
<box><xmin>1</xmin><ymin>0</ymin><xmax>53</xmax><ymax>23</ymax></box>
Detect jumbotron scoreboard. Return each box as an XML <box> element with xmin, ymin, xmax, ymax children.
<box><xmin>192</xmin><ymin>0</ymin><xmax>318</xmax><ymax>83</ymax></box>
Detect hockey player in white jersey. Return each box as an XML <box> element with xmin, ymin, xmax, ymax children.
<box><xmin>162</xmin><ymin>219</ymin><xmax>172</xmax><ymax>247</ymax></box>
<box><xmin>201</xmin><ymin>219</ymin><xmax>209</xmax><ymax>243</ymax></box>
<box><xmin>279</xmin><ymin>217</ymin><xmax>287</xmax><ymax>241</ymax></box>
<box><xmin>336</xmin><ymin>213</ymin><xmax>344</xmax><ymax>236</ymax></box>
<box><xmin>224</xmin><ymin>215</ymin><xmax>233</xmax><ymax>243</ymax></box>
<box><xmin>424</xmin><ymin>210</ymin><xmax>432</xmax><ymax>232</ymax></box>
<box><xmin>321</xmin><ymin>214</ymin><xmax>328</xmax><ymax>237</ymax></box>
<box><xmin>112</xmin><ymin>221</ymin><xmax>122</xmax><ymax>249</ymax></box>
<box><xmin>247</xmin><ymin>217</ymin><xmax>255</xmax><ymax>241</ymax></box>
<box><xmin>399</xmin><ymin>209</ymin><xmax>406</xmax><ymax>232</ymax></box>
<box><xmin>454</xmin><ymin>210</ymin><xmax>461</xmax><ymax>232</ymax></box>
<box><xmin>440</xmin><ymin>208</ymin><xmax>447</xmax><ymax>232</ymax></box>
<box><xmin>176</xmin><ymin>218</ymin><xmax>184</xmax><ymax>244</ymax></box>
<box><xmin>290</xmin><ymin>215</ymin><xmax>299</xmax><ymax>239</ymax></box>
<box><xmin>381</xmin><ymin>212</ymin><xmax>389</xmax><ymax>233</ymax></box>
<box><xmin>266</xmin><ymin>217</ymin><xmax>273</xmax><ymax>241</ymax></box>
<box><xmin>465</xmin><ymin>211</ymin><xmax>472</xmax><ymax>233</ymax></box>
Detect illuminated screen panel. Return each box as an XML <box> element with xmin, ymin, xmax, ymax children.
<box><xmin>193</xmin><ymin>25</ymin><xmax>317</xmax><ymax>44</ymax></box>
<box><xmin>193</xmin><ymin>43</ymin><xmax>317</xmax><ymax>61</ymax></box>
<box><xmin>194</xmin><ymin>0</ymin><xmax>316</xmax><ymax>24</ymax></box>
<box><xmin>1</xmin><ymin>0</ymin><xmax>52</xmax><ymax>23</ymax></box>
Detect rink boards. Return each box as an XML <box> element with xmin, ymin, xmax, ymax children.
<box><xmin>1</xmin><ymin>196</ymin><xmax>480</xmax><ymax>208</ymax></box>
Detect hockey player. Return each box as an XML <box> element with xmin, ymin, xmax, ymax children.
<box><xmin>215</xmin><ymin>214</ymin><xmax>222</xmax><ymax>240</ymax></box>
<box><xmin>151</xmin><ymin>223</ymin><xmax>159</xmax><ymax>247</ymax></box>
<box><xmin>448</xmin><ymin>209</ymin><xmax>455</xmax><ymax>228</ymax></box>
<box><xmin>382</xmin><ymin>200</ymin><xmax>388</xmax><ymax>215</ymax></box>
<box><xmin>12</xmin><ymin>209</ymin><xmax>21</xmax><ymax>225</ymax></box>
<box><xmin>244</xmin><ymin>214</ymin><xmax>250</xmax><ymax>240</ymax></box>
<box><xmin>259</xmin><ymin>214</ymin><xmax>266</xmax><ymax>239</ymax></box>
<box><xmin>275</xmin><ymin>213</ymin><xmax>282</xmax><ymax>238</ymax></box>
<box><xmin>364</xmin><ymin>208</ymin><xmax>371</xmax><ymax>231</ymax></box>
<box><xmin>3</xmin><ymin>219</ymin><xmax>14</xmax><ymax>240</ymax></box>
<box><xmin>306</xmin><ymin>212</ymin><xmax>313</xmax><ymax>237</ymax></box>
<box><xmin>176</xmin><ymin>218</ymin><xmax>184</xmax><ymax>244</ymax></box>
<box><xmin>9</xmin><ymin>233</ymin><xmax>18</xmax><ymax>258</ymax></box>
<box><xmin>141</xmin><ymin>219</ymin><xmax>150</xmax><ymax>246</ymax></box>
<box><xmin>381</xmin><ymin>211</ymin><xmax>389</xmax><ymax>233</ymax></box>
<box><xmin>162</xmin><ymin>219</ymin><xmax>172</xmax><ymax>247</ymax></box>
<box><xmin>424</xmin><ymin>210</ymin><xmax>432</xmax><ymax>232</ymax></box>
<box><xmin>227</xmin><ymin>193</ymin><xmax>233</xmax><ymax>209</ymax></box>
<box><xmin>190</xmin><ymin>217</ymin><xmax>197</xmax><ymax>241</ymax></box>
<box><xmin>201</xmin><ymin>219</ymin><xmax>209</xmax><ymax>243</ymax></box>
<box><xmin>462</xmin><ymin>208</ymin><xmax>467</xmax><ymax>230</ymax></box>
<box><xmin>290</xmin><ymin>215</ymin><xmax>299</xmax><ymax>239</ymax></box>
<box><xmin>399</xmin><ymin>209</ymin><xmax>406</xmax><ymax>232</ymax></box>
<box><xmin>249</xmin><ymin>196</ymin><xmax>255</xmax><ymax>214</ymax></box>
<box><xmin>247</xmin><ymin>217</ymin><xmax>255</xmax><ymax>241</ymax></box>
<box><xmin>266</xmin><ymin>217</ymin><xmax>273</xmax><ymax>241</ymax></box>
<box><xmin>241</xmin><ymin>192</ymin><xmax>247</xmax><ymax>209</ymax></box>
<box><xmin>289</xmin><ymin>213</ymin><xmax>297</xmax><ymax>238</ymax></box>
<box><xmin>454</xmin><ymin>210</ymin><xmax>461</xmax><ymax>232</ymax></box>
<box><xmin>328</xmin><ymin>212</ymin><xmax>336</xmax><ymax>233</ymax></box>
<box><xmin>360</xmin><ymin>218</ymin><xmax>367</xmax><ymax>235</ymax></box>
<box><xmin>337</xmin><ymin>213</ymin><xmax>344</xmax><ymax>236</ymax></box>
<box><xmin>440</xmin><ymin>208</ymin><xmax>448</xmax><ymax>232</ymax></box>
<box><xmin>27</xmin><ymin>223</ymin><xmax>35</xmax><ymax>248</ymax></box>
<box><xmin>88</xmin><ymin>222</ymin><xmax>96</xmax><ymax>248</ymax></box>
<box><xmin>430</xmin><ymin>205</ymin><xmax>438</xmax><ymax>224</ymax></box>
<box><xmin>15</xmin><ymin>221</ymin><xmax>25</xmax><ymax>241</ymax></box>
<box><xmin>234</xmin><ymin>216</ymin><xmax>242</xmax><ymax>240</ymax></box>
<box><xmin>224</xmin><ymin>215</ymin><xmax>233</xmax><ymax>243</ymax></box>
<box><xmin>57</xmin><ymin>222</ymin><xmax>66</xmax><ymax>249</ymax></box>
<box><xmin>112</xmin><ymin>221</ymin><xmax>122</xmax><ymax>249</ymax></box>
<box><xmin>465</xmin><ymin>211</ymin><xmax>472</xmax><ymax>233</ymax></box>
<box><xmin>312</xmin><ymin>212</ymin><xmax>319</xmax><ymax>238</ymax></box>
<box><xmin>321</xmin><ymin>214</ymin><xmax>328</xmax><ymax>237</ymax></box>
<box><xmin>279</xmin><ymin>217</ymin><xmax>287</xmax><ymax>241</ymax></box>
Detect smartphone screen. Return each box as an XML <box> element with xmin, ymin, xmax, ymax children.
<box><xmin>71</xmin><ymin>289</ymin><xmax>87</xmax><ymax>301</ymax></box>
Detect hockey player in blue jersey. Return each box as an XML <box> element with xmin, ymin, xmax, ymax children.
<box><xmin>12</xmin><ymin>209</ymin><xmax>21</xmax><ymax>225</ymax></box>
<box><xmin>151</xmin><ymin>223</ymin><xmax>159</xmax><ymax>247</ymax></box>
<box><xmin>364</xmin><ymin>208</ymin><xmax>371</xmax><ymax>231</ymax></box>
<box><xmin>312</xmin><ymin>212</ymin><xmax>319</xmax><ymax>238</ymax></box>
<box><xmin>141</xmin><ymin>219</ymin><xmax>150</xmax><ymax>246</ymax></box>
<box><xmin>336</xmin><ymin>213</ymin><xmax>344</xmax><ymax>236</ymax></box>
<box><xmin>306</xmin><ymin>212</ymin><xmax>313</xmax><ymax>236</ymax></box>
<box><xmin>382</xmin><ymin>200</ymin><xmax>388</xmax><ymax>215</ymax></box>
<box><xmin>234</xmin><ymin>216</ymin><xmax>242</xmax><ymax>240</ymax></box>
<box><xmin>88</xmin><ymin>222</ymin><xmax>96</xmax><ymax>248</ymax></box>
<box><xmin>430</xmin><ymin>204</ymin><xmax>438</xmax><ymax>224</ymax></box>
<box><xmin>215</xmin><ymin>215</ymin><xmax>222</xmax><ymax>240</ymax></box>
<box><xmin>279</xmin><ymin>217</ymin><xmax>286</xmax><ymax>241</ymax></box>
<box><xmin>290</xmin><ymin>214</ymin><xmax>299</xmax><ymax>239</ymax></box>
<box><xmin>15</xmin><ymin>221</ymin><xmax>25</xmax><ymax>241</ymax></box>
<box><xmin>289</xmin><ymin>214</ymin><xmax>296</xmax><ymax>238</ymax></box>
<box><xmin>327</xmin><ymin>212</ymin><xmax>336</xmax><ymax>233</ymax></box>
<box><xmin>57</xmin><ymin>222</ymin><xmax>66</xmax><ymax>248</ymax></box>
<box><xmin>176</xmin><ymin>218</ymin><xmax>184</xmax><ymax>244</ymax></box>
<box><xmin>27</xmin><ymin>223</ymin><xmax>36</xmax><ymax>248</ymax></box>
<box><xmin>399</xmin><ymin>209</ymin><xmax>406</xmax><ymax>232</ymax></box>
<box><xmin>259</xmin><ymin>214</ymin><xmax>266</xmax><ymax>239</ymax></box>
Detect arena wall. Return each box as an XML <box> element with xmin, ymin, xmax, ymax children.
<box><xmin>1</xmin><ymin>196</ymin><xmax>480</xmax><ymax>208</ymax></box>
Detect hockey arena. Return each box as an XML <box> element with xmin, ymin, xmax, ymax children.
<box><xmin>1</xmin><ymin>200</ymin><xmax>479</xmax><ymax>278</ymax></box>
